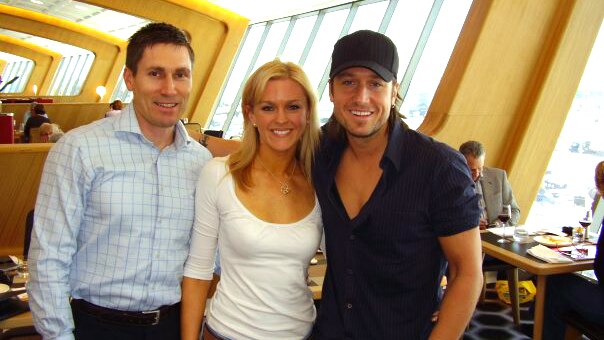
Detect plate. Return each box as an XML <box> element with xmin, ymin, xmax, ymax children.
<box><xmin>533</xmin><ymin>235</ymin><xmax>572</xmax><ymax>247</ymax></box>
<box><xmin>0</xmin><ymin>283</ymin><xmax>9</xmax><ymax>293</ymax></box>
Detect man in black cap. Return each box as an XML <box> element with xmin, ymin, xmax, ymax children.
<box><xmin>312</xmin><ymin>30</ymin><xmax>483</xmax><ymax>339</ymax></box>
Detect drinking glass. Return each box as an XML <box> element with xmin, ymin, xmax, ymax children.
<box><xmin>497</xmin><ymin>204</ymin><xmax>512</xmax><ymax>244</ymax></box>
<box><xmin>579</xmin><ymin>210</ymin><xmax>592</xmax><ymax>241</ymax></box>
<box><xmin>513</xmin><ymin>224</ymin><xmax>530</xmax><ymax>242</ymax></box>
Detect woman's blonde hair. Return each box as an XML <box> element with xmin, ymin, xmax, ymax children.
<box><xmin>227</xmin><ymin>59</ymin><xmax>320</xmax><ymax>190</ymax></box>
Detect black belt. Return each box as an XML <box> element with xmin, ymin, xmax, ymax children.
<box><xmin>71</xmin><ymin>299</ymin><xmax>179</xmax><ymax>326</ymax></box>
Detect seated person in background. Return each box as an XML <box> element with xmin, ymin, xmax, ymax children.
<box><xmin>105</xmin><ymin>99</ymin><xmax>124</xmax><ymax>117</ymax></box>
<box><xmin>543</xmin><ymin>161</ymin><xmax>604</xmax><ymax>339</ymax></box>
<box><xmin>23</xmin><ymin>103</ymin><xmax>51</xmax><ymax>143</ymax></box>
<box><xmin>459</xmin><ymin>140</ymin><xmax>520</xmax><ymax>229</ymax></box>
<box><xmin>39</xmin><ymin>123</ymin><xmax>64</xmax><ymax>143</ymax></box>
<box><xmin>181</xmin><ymin>59</ymin><xmax>322</xmax><ymax>340</ymax></box>
<box><xmin>22</xmin><ymin>102</ymin><xmax>38</xmax><ymax>127</ymax></box>
<box><xmin>22</xmin><ymin>102</ymin><xmax>48</xmax><ymax>127</ymax></box>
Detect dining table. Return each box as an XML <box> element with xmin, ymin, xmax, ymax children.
<box><xmin>481</xmin><ymin>231</ymin><xmax>594</xmax><ymax>340</ymax></box>
<box><xmin>0</xmin><ymin>269</ymin><xmax>30</xmax><ymax>330</ymax></box>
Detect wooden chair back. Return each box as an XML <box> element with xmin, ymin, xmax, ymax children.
<box><xmin>29</xmin><ymin>128</ymin><xmax>42</xmax><ymax>143</ymax></box>
<box><xmin>0</xmin><ymin>144</ymin><xmax>52</xmax><ymax>255</ymax></box>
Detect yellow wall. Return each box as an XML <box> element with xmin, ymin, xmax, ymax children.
<box><xmin>0</xmin><ymin>144</ymin><xmax>51</xmax><ymax>256</ymax></box>
<box><xmin>80</xmin><ymin>0</ymin><xmax>249</xmax><ymax>126</ymax></box>
<box><xmin>0</xmin><ymin>4</ymin><xmax>126</xmax><ymax>102</ymax></box>
<box><xmin>3</xmin><ymin>102</ymin><xmax>110</xmax><ymax>132</ymax></box>
<box><xmin>423</xmin><ymin>0</ymin><xmax>604</xmax><ymax>223</ymax></box>
<box><xmin>0</xmin><ymin>35</ymin><xmax>62</xmax><ymax>96</ymax></box>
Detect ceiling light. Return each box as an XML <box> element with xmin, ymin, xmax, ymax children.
<box><xmin>30</xmin><ymin>0</ymin><xmax>44</xmax><ymax>5</ymax></box>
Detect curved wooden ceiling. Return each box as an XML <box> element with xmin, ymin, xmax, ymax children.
<box><xmin>0</xmin><ymin>34</ymin><xmax>61</xmax><ymax>95</ymax></box>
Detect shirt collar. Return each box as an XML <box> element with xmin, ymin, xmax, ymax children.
<box><xmin>321</xmin><ymin>120</ymin><xmax>408</xmax><ymax>182</ymax></box>
<box><xmin>112</xmin><ymin>104</ymin><xmax>195</xmax><ymax>149</ymax></box>
<box><xmin>381</xmin><ymin>121</ymin><xmax>406</xmax><ymax>173</ymax></box>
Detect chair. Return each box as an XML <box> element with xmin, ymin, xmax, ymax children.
<box><xmin>184</xmin><ymin>122</ymin><xmax>202</xmax><ymax>136</ymax></box>
<box><xmin>562</xmin><ymin>310</ymin><xmax>604</xmax><ymax>340</ymax></box>
<box><xmin>203</xmin><ymin>130</ymin><xmax>224</xmax><ymax>138</ymax></box>
<box><xmin>481</xmin><ymin>254</ymin><xmax>521</xmax><ymax>325</ymax></box>
<box><xmin>23</xmin><ymin>210</ymin><xmax>34</xmax><ymax>259</ymax></box>
<box><xmin>28</xmin><ymin>128</ymin><xmax>41</xmax><ymax>143</ymax></box>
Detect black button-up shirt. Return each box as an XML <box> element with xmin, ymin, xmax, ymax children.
<box><xmin>313</xmin><ymin>121</ymin><xmax>480</xmax><ymax>339</ymax></box>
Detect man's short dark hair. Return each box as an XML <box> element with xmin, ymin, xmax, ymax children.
<box><xmin>126</xmin><ymin>22</ymin><xmax>194</xmax><ymax>75</ymax></box>
<box><xmin>33</xmin><ymin>104</ymin><xmax>46</xmax><ymax>116</ymax></box>
<box><xmin>459</xmin><ymin>140</ymin><xmax>485</xmax><ymax>158</ymax></box>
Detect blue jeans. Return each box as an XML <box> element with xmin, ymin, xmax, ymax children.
<box><xmin>543</xmin><ymin>274</ymin><xmax>604</xmax><ymax>340</ymax></box>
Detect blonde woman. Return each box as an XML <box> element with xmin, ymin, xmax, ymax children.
<box><xmin>181</xmin><ymin>60</ymin><xmax>322</xmax><ymax>340</ymax></box>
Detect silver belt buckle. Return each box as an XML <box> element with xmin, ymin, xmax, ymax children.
<box><xmin>142</xmin><ymin>309</ymin><xmax>161</xmax><ymax>325</ymax></box>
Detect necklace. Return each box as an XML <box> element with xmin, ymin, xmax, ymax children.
<box><xmin>256</xmin><ymin>157</ymin><xmax>297</xmax><ymax>195</ymax></box>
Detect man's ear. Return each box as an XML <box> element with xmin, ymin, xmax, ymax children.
<box><xmin>124</xmin><ymin>68</ymin><xmax>135</xmax><ymax>91</ymax></box>
<box><xmin>328</xmin><ymin>81</ymin><xmax>335</xmax><ymax>103</ymax></box>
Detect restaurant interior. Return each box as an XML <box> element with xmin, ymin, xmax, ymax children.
<box><xmin>0</xmin><ymin>0</ymin><xmax>603</xmax><ymax>339</ymax></box>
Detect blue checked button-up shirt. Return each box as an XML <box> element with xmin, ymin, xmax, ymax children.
<box><xmin>27</xmin><ymin>105</ymin><xmax>211</xmax><ymax>340</ymax></box>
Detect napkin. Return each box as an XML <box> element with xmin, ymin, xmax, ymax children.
<box><xmin>487</xmin><ymin>227</ymin><xmax>514</xmax><ymax>237</ymax></box>
<box><xmin>527</xmin><ymin>244</ymin><xmax>573</xmax><ymax>263</ymax></box>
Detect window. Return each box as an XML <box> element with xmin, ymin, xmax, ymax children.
<box><xmin>526</xmin><ymin>23</ymin><xmax>604</xmax><ymax>230</ymax></box>
<box><xmin>0</xmin><ymin>55</ymin><xmax>34</xmax><ymax>93</ymax></box>
<box><xmin>109</xmin><ymin>67</ymin><xmax>134</xmax><ymax>103</ymax></box>
<box><xmin>208</xmin><ymin>0</ymin><xmax>473</xmax><ymax>138</ymax></box>
<box><xmin>48</xmin><ymin>53</ymin><xmax>95</xmax><ymax>96</ymax></box>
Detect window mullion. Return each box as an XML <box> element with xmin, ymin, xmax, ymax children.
<box><xmin>276</xmin><ymin>17</ymin><xmax>296</xmax><ymax>58</ymax></box>
<box><xmin>316</xmin><ymin>3</ymin><xmax>359</xmax><ymax>100</ymax></box>
<box><xmin>222</xmin><ymin>23</ymin><xmax>272</xmax><ymax>131</ymax></box>
<box><xmin>298</xmin><ymin>11</ymin><xmax>324</xmax><ymax>66</ymax></box>
<box><xmin>397</xmin><ymin>0</ymin><xmax>443</xmax><ymax>104</ymax></box>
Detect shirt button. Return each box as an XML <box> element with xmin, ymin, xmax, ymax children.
<box><xmin>346</xmin><ymin>303</ymin><xmax>353</xmax><ymax>309</ymax></box>
<box><xmin>349</xmin><ymin>235</ymin><xmax>355</xmax><ymax>240</ymax></box>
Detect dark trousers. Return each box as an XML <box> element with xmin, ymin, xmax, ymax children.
<box><xmin>72</xmin><ymin>302</ymin><xmax>180</xmax><ymax>340</ymax></box>
<box><xmin>543</xmin><ymin>274</ymin><xmax>604</xmax><ymax>340</ymax></box>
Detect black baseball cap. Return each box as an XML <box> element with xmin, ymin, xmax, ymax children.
<box><xmin>329</xmin><ymin>30</ymin><xmax>399</xmax><ymax>82</ymax></box>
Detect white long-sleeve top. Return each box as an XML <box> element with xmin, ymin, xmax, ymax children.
<box><xmin>184</xmin><ymin>157</ymin><xmax>322</xmax><ymax>340</ymax></box>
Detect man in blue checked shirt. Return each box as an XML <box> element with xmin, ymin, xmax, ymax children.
<box><xmin>27</xmin><ymin>22</ymin><xmax>212</xmax><ymax>340</ymax></box>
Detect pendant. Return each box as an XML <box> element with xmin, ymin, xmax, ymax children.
<box><xmin>280</xmin><ymin>182</ymin><xmax>290</xmax><ymax>195</ymax></box>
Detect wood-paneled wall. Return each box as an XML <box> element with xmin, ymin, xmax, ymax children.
<box><xmin>2</xmin><ymin>103</ymin><xmax>110</xmax><ymax>133</ymax></box>
<box><xmin>0</xmin><ymin>35</ymin><xmax>62</xmax><ymax>96</ymax></box>
<box><xmin>80</xmin><ymin>0</ymin><xmax>249</xmax><ymax>126</ymax></box>
<box><xmin>0</xmin><ymin>144</ymin><xmax>51</xmax><ymax>256</ymax></box>
<box><xmin>1</xmin><ymin>1</ymin><xmax>248</xmax><ymax>124</ymax></box>
<box><xmin>423</xmin><ymin>0</ymin><xmax>604</xmax><ymax>223</ymax></box>
<box><xmin>0</xmin><ymin>4</ymin><xmax>126</xmax><ymax>102</ymax></box>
